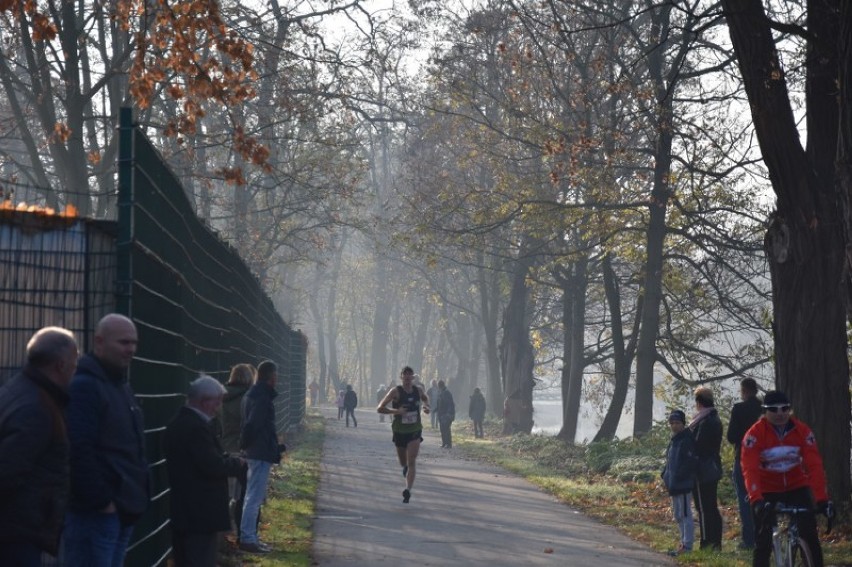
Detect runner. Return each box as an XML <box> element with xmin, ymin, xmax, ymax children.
<box><xmin>377</xmin><ymin>366</ymin><xmax>430</xmax><ymax>503</ymax></box>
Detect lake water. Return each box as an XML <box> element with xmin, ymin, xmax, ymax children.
<box><xmin>531</xmin><ymin>399</ymin><xmax>633</xmax><ymax>442</ymax></box>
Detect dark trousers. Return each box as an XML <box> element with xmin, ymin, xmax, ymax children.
<box><xmin>733</xmin><ymin>455</ymin><xmax>755</xmax><ymax>547</ymax></box>
<box><xmin>754</xmin><ymin>486</ymin><xmax>822</xmax><ymax>567</ymax></box>
<box><xmin>473</xmin><ymin>419</ymin><xmax>484</xmax><ymax>438</ymax></box>
<box><xmin>693</xmin><ymin>480</ymin><xmax>722</xmax><ymax>549</ymax></box>
<box><xmin>172</xmin><ymin>531</ymin><xmax>218</xmax><ymax>567</ymax></box>
<box><xmin>345</xmin><ymin>407</ymin><xmax>357</xmax><ymax>427</ymax></box>
<box><xmin>439</xmin><ymin>415</ymin><xmax>453</xmax><ymax>447</ymax></box>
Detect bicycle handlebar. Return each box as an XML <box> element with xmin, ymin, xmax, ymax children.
<box><xmin>771</xmin><ymin>503</ymin><xmax>833</xmax><ymax>535</ymax></box>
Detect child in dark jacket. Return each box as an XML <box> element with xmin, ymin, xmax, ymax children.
<box><xmin>661</xmin><ymin>409</ymin><xmax>698</xmax><ymax>556</ymax></box>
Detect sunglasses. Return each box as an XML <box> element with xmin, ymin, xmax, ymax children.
<box><xmin>764</xmin><ymin>405</ymin><xmax>791</xmax><ymax>413</ymax></box>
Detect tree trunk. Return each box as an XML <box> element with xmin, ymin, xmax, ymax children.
<box><xmin>409</xmin><ymin>298</ymin><xmax>432</xmax><ymax>373</ymax></box>
<box><xmin>594</xmin><ymin>254</ymin><xmax>638</xmax><ymax>442</ymax></box>
<box><xmin>723</xmin><ymin>0</ymin><xmax>851</xmax><ymax>506</ymax></box>
<box><xmin>633</xmin><ymin>2</ymin><xmax>674</xmax><ymax>435</ymax></box>
<box><xmin>557</xmin><ymin>258</ymin><xmax>588</xmax><ymax>443</ymax></box>
<box><xmin>477</xmin><ymin>255</ymin><xmax>504</xmax><ymax>417</ymax></box>
<box><xmin>500</xmin><ymin>246</ymin><xmax>536</xmax><ymax>434</ymax></box>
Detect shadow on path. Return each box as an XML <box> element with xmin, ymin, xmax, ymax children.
<box><xmin>312</xmin><ymin>407</ymin><xmax>672</xmax><ymax>566</ymax></box>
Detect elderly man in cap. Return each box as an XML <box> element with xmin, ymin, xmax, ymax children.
<box><xmin>741</xmin><ymin>390</ymin><xmax>833</xmax><ymax>567</ymax></box>
<box><xmin>165</xmin><ymin>375</ymin><xmax>245</xmax><ymax>566</ymax></box>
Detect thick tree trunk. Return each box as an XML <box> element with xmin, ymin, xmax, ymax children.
<box><xmin>500</xmin><ymin>248</ymin><xmax>536</xmax><ymax>434</ymax></box>
<box><xmin>594</xmin><ymin>254</ymin><xmax>637</xmax><ymax>442</ymax></box>
<box><xmin>369</xmin><ymin>256</ymin><xmax>393</xmax><ymax>390</ymax></box>
<box><xmin>723</xmin><ymin>0</ymin><xmax>851</xmax><ymax>506</ymax></box>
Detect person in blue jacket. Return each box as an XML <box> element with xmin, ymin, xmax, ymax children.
<box><xmin>64</xmin><ymin>314</ymin><xmax>150</xmax><ymax>567</ymax></box>
<box><xmin>662</xmin><ymin>409</ymin><xmax>698</xmax><ymax>556</ymax></box>
<box><xmin>238</xmin><ymin>360</ymin><xmax>284</xmax><ymax>553</ymax></box>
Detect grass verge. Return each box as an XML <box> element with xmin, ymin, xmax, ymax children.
<box><xmin>453</xmin><ymin>421</ymin><xmax>851</xmax><ymax>567</ymax></box>
<box><xmin>221</xmin><ymin>410</ymin><xmax>325</xmax><ymax>566</ymax></box>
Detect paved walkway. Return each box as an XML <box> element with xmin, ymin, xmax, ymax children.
<box><xmin>312</xmin><ymin>407</ymin><xmax>672</xmax><ymax>566</ymax></box>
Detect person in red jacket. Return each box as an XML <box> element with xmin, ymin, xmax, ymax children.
<box><xmin>741</xmin><ymin>390</ymin><xmax>832</xmax><ymax>567</ymax></box>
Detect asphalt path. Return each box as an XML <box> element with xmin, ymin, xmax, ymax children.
<box><xmin>312</xmin><ymin>407</ymin><xmax>673</xmax><ymax>566</ymax></box>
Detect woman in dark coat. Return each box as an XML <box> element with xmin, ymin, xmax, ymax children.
<box><xmin>689</xmin><ymin>386</ymin><xmax>723</xmax><ymax>550</ymax></box>
<box><xmin>220</xmin><ymin>363</ymin><xmax>255</xmax><ymax>536</ymax></box>
<box><xmin>468</xmin><ymin>388</ymin><xmax>486</xmax><ymax>438</ymax></box>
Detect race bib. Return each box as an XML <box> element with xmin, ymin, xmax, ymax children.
<box><xmin>402</xmin><ymin>410</ymin><xmax>419</xmax><ymax>424</ymax></box>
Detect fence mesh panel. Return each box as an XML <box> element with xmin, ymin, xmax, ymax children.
<box><xmin>117</xmin><ymin>108</ymin><xmax>306</xmax><ymax>566</ymax></box>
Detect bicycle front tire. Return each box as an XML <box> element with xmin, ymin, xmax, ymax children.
<box><xmin>792</xmin><ymin>538</ymin><xmax>816</xmax><ymax>567</ymax></box>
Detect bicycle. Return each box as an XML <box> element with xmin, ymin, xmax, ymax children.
<box><xmin>769</xmin><ymin>502</ymin><xmax>834</xmax><ymax>567</ymax></box>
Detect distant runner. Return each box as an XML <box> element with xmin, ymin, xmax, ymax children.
<box><xmin>377</xmin><ymin>366</ymin><xmax>430</xmax><ymax>503</ymax></box>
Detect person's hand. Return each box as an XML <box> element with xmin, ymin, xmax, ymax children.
<box><xmin>753</xmin><ymin>499</ymin><xmax>772</xmax><ymax>521</ymax></box>
<box><xmin>100</xmin><ymin>501</ymin><xmax>117</xmax><ymax>514</ymax></box>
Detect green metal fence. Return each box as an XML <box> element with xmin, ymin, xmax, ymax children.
<box><xmin>117</xmin><ymin>108</ymin><xmax>306</xmax><ymax>566</ymax></box>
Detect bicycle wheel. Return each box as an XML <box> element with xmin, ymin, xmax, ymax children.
<box><xmin>791</xmin><ymin>538</ymin><xmax>815</xmax><ymax>567</ymax></box>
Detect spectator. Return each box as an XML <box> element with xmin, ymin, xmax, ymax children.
<box><xmin>726</xmin><ymin>377</ymin><xmax>763</xmax><ymax>549</ymax></box>
<box><xmin>376</xmin><ymin>384</ymin><xmax>388</xmax><ymax>422</ymax></box>
<box><xmin>164</xmin><ymin>375</ymin><xmax>245</xmax><ymax>566</ymax></box>
<box><xmin>221</xmin><ymin>363</ymin><xmax>255</xmax><ymax>538</ymax></box>
<box><xmin>0</xmin><ymin>327</ymin><xmax>78</xmax><ymax>565</ymax></box>
<box><xmin>344</xmin><ymin>384</ymin><xmax>358</xmax><ymax>427</ymax></box>
<box><xmin>661</xmin><ymin>409</ymin><xmax>698</xmax><ymax>556</ymax></box>
<box><xmin>426</xmin><ymin>379</ymin><xmax>439</xmax><ymax>429</ymax></box>
<box><xmin>335</xmin><ymin>389</ymin><xmax>345</xmax><ymax>420</ymax></box>
<box><xmin>468</xmin><ymin>387</ymin><xmax>486</xmax><ymax>438</ymax></box>
<box><xmin>689</xmin><ymin>386</ymin><xmax>723</xmax><ymax>551</ymax></box>
<box><xmin>742</xmin><ymin>390</ymin><xmax>832</xmax><ymax>567</ymax></box>
<box><xmin>308</xmin><ymin>379</ymin><xmax>319</xmax><ymax>407</ymax></box>
<box><xmin>436</xmin><ymin>380</ymin><xmax>455</xmax><ymax>449</ymax></box>
<box><xmin>238</xmin><ymin>360</ymin><xmax>284</xmax><ymax>554</ymax></box>
<box><xmin>65</xmin><ymin>314</ymin><xmax>150</xmax><ymax>567</ymax></box>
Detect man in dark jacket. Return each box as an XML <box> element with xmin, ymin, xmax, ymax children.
<box><xmin>64</xmin><ymin>314</ymin><xmax>150</xmax><ymax>567</ymax></box>
<box><xmin>726</xmin><ymin>377</ymin><xmax>763</xmax><ymax>549</ymax></box>
<box><xmin>0</xmin><ymin>327</ymin><xmax>78</xmax><ymax>565</ymax></box>
<box><xmin>238</xmin><ymin>360</ymin><xmax>283</xmax><ymax>553</ymax></box>
<box><xmin>165</xmin><ymin>375</ymin><xmax>245</xmax><ymax>566</ymax></box>
<box><xmin>436</xmin><ymin>380</ymin><xmax>455</xmax><ymax>448</ymax></box>
<box><xmin>344</xmin><ymin>384</ymin><xmax>358</xmax><ymax>427</ymax></box>
<box><xmin>468</xmin><ymin>387</ymin><xmax>486</xmax><ymax>438</ymax></box>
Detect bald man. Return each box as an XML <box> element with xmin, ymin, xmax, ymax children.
<box><xmin>64</xmin><ymin>314</ymin><xmax>150</xmax><ymax>567</ymax></box>
<box><xmin>0</xmin><ymin>327</ymin><xmax>77</xmax><ymax>565</ymax></box>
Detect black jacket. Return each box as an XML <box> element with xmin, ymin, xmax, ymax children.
<box><xmin>0</xmin><ymin>366</ymin><xmax>69</xmax><ymax>554</ymax></box>
<box><xmin>344</xmin><ymin>389</ymin><xmax>358</xmax><ymax>410</ymax></box>
<box><xmin>164</xmin><ymin>406</ymin><xmax>244</xmax><ymax>533</ymax></box>
<box><xmin>437</xmin><ymin>388</ymin><xmax>455</xmax><ymax>419</ymax></box>
<box><xmin>468</xmin><ymin>392</ymin><xmax>486</xmax><ymax>421</ymax></box>
<box><xmin>690</xmin><ymin>408</ymin><xmax>723</xmax><ymax>484</ymax></box>
<box><xmin>662</xmin><ymin>428</ymin><xmax>698</xmax><ymax>496</ymax></box>
<box><xmin>726</xmin><ymin>396</ymin><xmax>763</xmax><ymax>451</ymax></box>
<box><xmin>240</xmin><ymin>381</ymin><xmax>281</xmax><ymax>463</ymax></box>
<box><xmin>67</xmin><ymin>354</ymin><xmax>150</xmax><ymax>522</ymax></box>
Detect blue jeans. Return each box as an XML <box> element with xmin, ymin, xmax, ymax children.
<box><xmin>64</xmin><ymin>511</ymin><xmax>134</xmax><ymax>567</ymax></box>
<box><xmin>240</xmin><ymin>459</ymin><xmax>272</xmax><ymax>544</ymax></box>
<box><xmin>733</xmin><ymin>456</ymin><xmax>755</xmax><ymax>547</ymax></box>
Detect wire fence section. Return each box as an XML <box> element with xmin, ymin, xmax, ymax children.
<box><xmin>0</xmin><ymin>214</ymin><xmax>116</xmax><ymax>384</ymax></box>
<box><xmin>117</xmin><ymin>108</ymin><xmax>306</xmax><ymax>565</ymax></box>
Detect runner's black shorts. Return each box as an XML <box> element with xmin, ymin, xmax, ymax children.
<box><xmin>393</xmin><ymin>430</ymin><xmax>423</xmax><ymax>448</ymax></box>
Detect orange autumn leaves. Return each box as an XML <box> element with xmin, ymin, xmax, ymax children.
<box><xmin>3</xmin><ymin>0</ymin><xmax>270</xmax><ymax>181</ymax></box>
